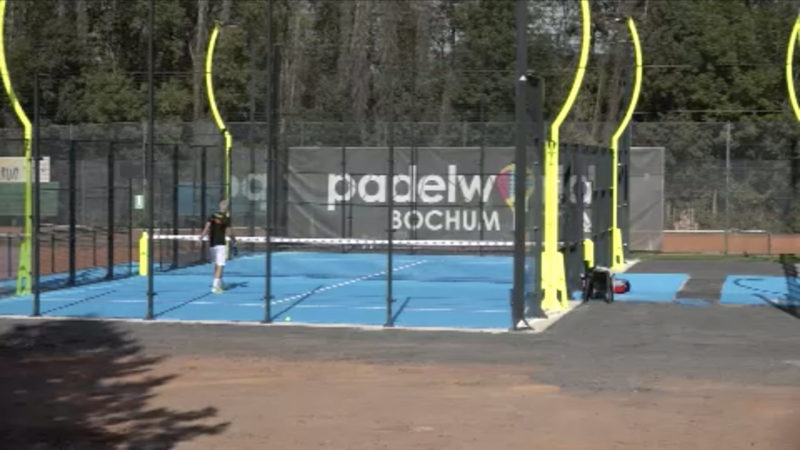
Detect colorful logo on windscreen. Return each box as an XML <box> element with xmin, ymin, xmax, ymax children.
<box><xmin>495</xmin><ymin>163</ymin><xmax>533</xmax><ymax>212</ymax></box>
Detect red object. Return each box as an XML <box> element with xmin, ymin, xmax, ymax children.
<box><xmin>613</xmin><ymin>278</ymin><xmax>631</xmax><ymax>294</ymax></box>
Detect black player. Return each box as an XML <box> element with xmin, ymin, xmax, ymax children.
<box><xmin>200</xmin><ymin>199</ymin><xmax>235</xmax><ymax>293</ymax></box>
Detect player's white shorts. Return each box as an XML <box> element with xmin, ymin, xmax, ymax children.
<box><xmin>211</xmin><ymin>245</ymin><xmax>227</xmax><ymax>266</ymax></box>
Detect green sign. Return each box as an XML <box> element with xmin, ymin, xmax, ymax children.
<box><xmin>0</xmin><ymin>183</ymin><xmax>59</xmax><ymax>217</ymax></box>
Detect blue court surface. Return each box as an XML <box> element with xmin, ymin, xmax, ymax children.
<box><xmin>720</xmin><ymin>276</ymin><xmax>800</xmax><ymax>307</ymax></box>
<box><xmin>612</xmin><ymin>273</ymin><xmax>689</xmax><ymax>303</ymax></box>
<box><xmin>0</xmin><ymin>252</ymin><xmax>520</xmax><ymax>330</ymax></box>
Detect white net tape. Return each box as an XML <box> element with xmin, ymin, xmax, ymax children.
<box><xmin>151</xmin><ymin>234</ymin><xmax>529</xmax><ymax>248</ymax></box>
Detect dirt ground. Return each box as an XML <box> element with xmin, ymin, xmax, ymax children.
<box><xmin>150</xmin><ymin>356</ymin><xmax>800</xmax><ymax>450</ymax></box>
<box><xmin>1</xmin><ymin>296</ymin><xmax>799</xmax><ymax>449</ymax></box>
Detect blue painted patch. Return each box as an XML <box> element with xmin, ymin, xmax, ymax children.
<box><xmin>613</xmin><ymin>273</ymin><xmax>689</xmax><ymax>303</ymax></box>
<box><xmin>720</xmin><ymin>276</ymin><xmax>800</xmax><ymax>307</ymax></box>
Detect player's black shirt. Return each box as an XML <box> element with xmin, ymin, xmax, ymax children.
<box><xmin>207</xmin><ymin>212</ymin><xmax>230</xmax><ymax>246</ymax></box>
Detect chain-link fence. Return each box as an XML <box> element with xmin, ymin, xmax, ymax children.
<box><xmin>2</xmin><ymin>121</ymin><xmax>797</xmax><ymax>238</ymax></box>
<box><xmin>1</xmin><ymin>119</ymin><xmax>798</xmax><ymax>295</ymax></box>
<box><xmin>632</xmin><ymin>122</ymin><xmax>800</xmax><ymax>234</ymax></box>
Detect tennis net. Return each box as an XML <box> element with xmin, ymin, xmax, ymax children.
<box><xmin>146</xmin><ymin>233</ymin><xmax>530</xmax><ymax>284</ymax></box>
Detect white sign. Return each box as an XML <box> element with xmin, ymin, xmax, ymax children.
<box><xmin>134</xmin><ymin>195</ymin><xmax>145</xmax><ymax>210</ymax></box>
<box><xmin>327</xmin><ymin>164</ymin><xmax>502</xmax><ymax>232</ymax></box>
<box><xmin>0</xmin><ymin>157</ymin><xmax>50</xmax><ymax>183</ymax></box>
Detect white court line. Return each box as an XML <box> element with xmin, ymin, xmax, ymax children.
<box><xmin>271</xmin><ymin>260</ymin><xmax>428</xmax><ymax>306</ymax></box>
<box><xmin>0</xmin><ymin>314</ymin><xmax>511</xmax><ymax>333</ymax></box>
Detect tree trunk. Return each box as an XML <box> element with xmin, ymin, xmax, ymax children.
<box><xmin>336</xmin><ymin>1</ymin><xmax>354</xmax><ymax>119</ymax></box>
<box><xmin>221</xmin><ymin>0</ymin><xmax>232</xmax><ymax>24</ymax></box>
<box><xmin>75</xmin><ymin>0</ymin><xmax>88</xmax><ymax>45</ymax></box>
<box><xmin>56</xmin><ymin>0</ymin><xmax>66</xmax><ymax>19</ymax></box>
<box><xmin>377</xmin><ymin>1</ymin><xmax>399</xmax><ymax>121</ymax></box>
<box><xmin>191</xmin><ymin>0</ymin><xmax>210</xmax><ymax>121</ymax></box>
<box><xmin>414</xmin><ymin>1</ymin><xmax>431</xmax><ymax>120</ymax></box>
<box><xmin>283</xmin><ymin>3</ymin><xmax>302</xmax><ymax>116</ymax></box>
<box><xmin>437</xmin><ymin>0</ymin><xmax>457</xmax><ymax>134</ymax></box>
<box><xmin>350</xmin><ymin>2</ymin><xmax>372</xmax><ymax>133</ymax></box>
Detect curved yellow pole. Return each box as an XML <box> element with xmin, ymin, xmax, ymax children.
<box><xmin>0</xmin><ymin>0</ymin><xmax>32</xmax><ymax>295</ymax></box>
<box><xmin>206</xmin><ymin>23</ymin><xmax>233</xmax><ymax>207</ymax></box>
<box><xmin>786</xmin><ymin>15</ymin><xmax>800</xmax><ymax>122</ymax></box>
<box><xmin>541</xmin><ymin>0</ymin><xmax>591</xmax><ymax>312</ymax></box>
<box><xmin>548</xmin><ymin>1</ymin><xmax>591</xmax><ymax>144</ymax></box>
<box><xmin>609</xmin><ymin>17</ymin><xmax>642</xmax><ymax>271</ymax></box>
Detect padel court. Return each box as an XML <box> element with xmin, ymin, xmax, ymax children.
<box><xmin>0</xmin><ymin>251</ymin><xmax>522</xmax><ymax>329</ymax></box>
<box><xmin>0</xmin><ymin>246</ymin><xmax>708</xmax><ymax>330</ymax></box>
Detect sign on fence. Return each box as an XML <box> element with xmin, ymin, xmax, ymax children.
<box><xmin>0</xmin><ymin>157</ymin><xmax>51</xmax><ymax>183</ymax></box>
<box><xmin>0</xmin><ymin>183</ymin><xmax>59</xmax><ymax>216</ymax></box>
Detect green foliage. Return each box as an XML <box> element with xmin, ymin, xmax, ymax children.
<box><xmin>0</xmin><ymin>0</ymin><xmax>793</xmax><ymax>127</ymax></box>
<box><xmin>79</xmin><ymin>67</ymin><xmax>145</xmax><ymax>122</ymax></box>
<box><xmin>639</xmin><ymin>0</ymin><xmax>796</xmax><ymax>121</ymax></box>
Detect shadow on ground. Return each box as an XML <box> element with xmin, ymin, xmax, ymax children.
<box><xmin>775</xmin><ymin>254</ymin><xmax>800</xmax><ymax>319</ymax></box>
<box><xmin>0</xmin><ymin>319</ymin><xmax>228</xmax><ymax>448</ymax></box>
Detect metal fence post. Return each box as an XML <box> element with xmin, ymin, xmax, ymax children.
<box><xmin>263</xmin><ymin>0</ymin><xmax>274</xmax><ymax>324</ymax></box>
<box><xmin>200</xmin><ymin>146</ymin><xmax>208</xmax><ymax>262</ymax></box>
<box><xmin>32</xmin><ymin>72</ymin><xmax>40</xmax><ymax>316</ymax></box>
<box><xmin>385</xmin><ymin>120</ymin><xmax>395</xmax><ymax>328</ymax></box>
<box><xmin>511</xmin><ymin>0</ymin><xmax>529</xmax><ymax>329</ymax></box>
<box><xmin>107</xmin><ymin>141</ymin><xmax>115</xmax><ymax>279</ymax></box>
<box><xmin>68</xmin><ymin>140</ymin><xmax>76</xmax><ymax>286</ymax></box>
<box><xmin>145</xmin><ymin>0</ymin><xmax>155</xmax><ymax>320</ymax></box>
<box><xmin>725</xmin><ymin>122</ymin><xmax>731</xmax><ymax>254</ymax></box>
<box><xmin>128</xmin><ymin>177</ymin><xmax>133</xmax><ymax>276</ymax></box>
<box><xmin>172</xmin><ymin>144</ymin><xmax>179</xmax><ymax>268</ymax></box>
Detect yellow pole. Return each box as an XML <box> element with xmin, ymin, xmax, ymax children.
<box><xmin>540</xmin><ymin>0</ymin><xmax>591</xmax><ymax>312</ymax></box>
<box><xmin>205</xmin><ymin>23</ymin><xmax>233</xmax><ymax>208</ymax></box>
<box><xmin>609</xmin><ymin>17</ymin><xmax>643</xmax><ymax>271</ymax></box>
<box><xmin>138</xmin><ymin>232</ymin><xmax>149</xmax><ymax>276</ymax></box>
<box><xmin>786</xmin><ymin>15</ymin><xmax>800</xmax><ymax>122</ymax></box>
<box><xmin>0</xmin><ymin>0</ymin><xmax>33</xmax><ymax>295</ymax></box>
<box><xmin>206</xmin><ymin>23</ymin><xmax>234</xmax><ymax>258</ymax></box>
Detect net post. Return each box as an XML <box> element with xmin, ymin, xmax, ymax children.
<box><xmin>384</xmin><ymin>120</ymin><xmax>395</xmax><ymax>328</ymax></box>
<box><xmin>107</xmin><ymin>140</ymin><xmax>115</xmax><ymax>280</ymax></box>
<box><xmin>32</xmin><ymin>72</ymin><xmax>40</xmax><ymax>316</ymax></box>
<box><xmin>68</xmin><ymin>139</ymin><xmax>76</xmax><ymax>286</ymax></box>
